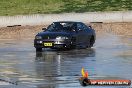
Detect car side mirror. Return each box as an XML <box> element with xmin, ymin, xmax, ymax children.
<box><xmin>42</xmin><ymin>28</ymin><xmax>46</xmax><ymax>31</ymax></box>
<box><xmin>88</xmin><ymin>26</ymin><xmax>92</xmax><ymax>29</ymax></box>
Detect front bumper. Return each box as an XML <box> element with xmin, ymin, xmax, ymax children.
<box><xmin>34</xmin><ymin>39</ymin><xmax>72</xmax><ymax>49</ymax></box>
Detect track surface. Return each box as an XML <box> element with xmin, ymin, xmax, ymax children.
<box><xmin>0</xmin><ymin>29</ymin><xmax>132</xmax><ymax>88</ymax></box>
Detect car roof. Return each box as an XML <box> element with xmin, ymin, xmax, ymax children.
<box><xmin>53</xmin><ymin>21</ymin><xmax>82</xmax><ymax>23</ymax></box>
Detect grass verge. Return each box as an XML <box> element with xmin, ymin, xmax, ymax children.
<box><xmin>0</xmin><ymin>0</ymin><xmax>132</xmax><ymax>16</ymax></box>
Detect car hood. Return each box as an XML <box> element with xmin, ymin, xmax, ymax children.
<box><xmin>36</xmin><ymin>31</ymin><xmax>73</xmax><ymax>39</ymax></box>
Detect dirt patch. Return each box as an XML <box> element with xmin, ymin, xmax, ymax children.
<box><xmin>0</xmin><ymin>22</ymin><xmax>132</xmax><ymax>39</ymax></box>
<box><xmin>91</xmin><ymin>22</ymin><xmax>132</xmax><ymax>35</ymax></box>
<box><xmin>0</xmin><ymin>25</ymin><xmax>46</xmax><ymax>39</ymax></box>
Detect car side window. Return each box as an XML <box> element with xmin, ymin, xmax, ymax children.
<box><xmin>82</xmin><ymin>23</ymin><xmax>88</xmax><ymax>30</ymax></box>
<box><xmin>77</xmin><ymin>23</ymin><xmax>89</xmax><ymax>32</ymax></box>
<box><xmin>77</xmin><ymin>23</ymin><xmax>83</xmax><ymax>31</ymax></box>
<box><xmin>82</xmin><ymin>23</ymin><xmax>92</xmax><ymax>32</ymax></box>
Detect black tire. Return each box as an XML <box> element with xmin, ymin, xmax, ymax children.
<box><xmin>36</xmin><ymin>48</ymin><xmax>42</xmax><ymax>52</ymax></box>
<box><xmin>89</xmin><ymin>36</ymin><xmax>95</xmax><ymax>48</ymax></box>
<box><xmin>69</xmin><ymin>44</ymin><xmax>75</xmax><ymax>49</ymax></box>
<box><xmin>71</xmin><ymin>37</ymin><xmax>76</xmax><ymax>49</ymax></box>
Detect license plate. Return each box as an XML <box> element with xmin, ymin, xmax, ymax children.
<box><xmin>44</xmin><ymin>43</ymin><xmax>52</xmax><ymax>46</ymax></box>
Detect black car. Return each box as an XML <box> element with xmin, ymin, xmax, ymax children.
<box><xmin>34</xmin><ymin>21</ymin><xmax>96</xmax><ymax>52</ymax></box>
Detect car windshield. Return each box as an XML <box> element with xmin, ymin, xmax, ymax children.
<box><xmin>46</xmin><ymin>22</ymin><xmax>77</xmax><ymax>32</ymax></box>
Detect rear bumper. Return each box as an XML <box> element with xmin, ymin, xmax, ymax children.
<box><xmin>34</xmin><ymin>39</ymin><xmax>72</xmax><ymax>49</ymax></box>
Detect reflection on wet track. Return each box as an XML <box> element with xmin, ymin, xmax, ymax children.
<box><xmin>35</xmin><ymin>48</ymin><xmax>95</xmax><ymax>77</ymax></box>
<box><xmin>0</xmin><ymin>33</ymin><xmax>132</xmax><ymax>88</ymax></box>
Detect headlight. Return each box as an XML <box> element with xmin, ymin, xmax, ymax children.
<box><xmin>35</xmin><ymin>36</ymin><xmax>42</xmax><ymax>39</ymax></box>
<box><xmin>56</xmin><ymin>36</ymin><xmax>69</xmax><ymax>40</ymax></box>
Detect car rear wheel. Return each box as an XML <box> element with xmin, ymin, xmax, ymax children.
<box><xmin>89</xmin><ymin>36</ymin><xmax>95</xmax><ymax>48</ymax></box>
<box><xmin>86</xmin><ymin>36</ymin><xmax>95</xmax><ymax>48</ymax></box>
<box><xmin>36</xmin><ymin>48</ymin><xmax>42</xmax><ymax>52</ymax></box>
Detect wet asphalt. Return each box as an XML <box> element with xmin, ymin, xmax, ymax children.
<box><xmin>0</xmin><ymin>32</ymin><xmax>132</xmax><ymax>88</ymax></box>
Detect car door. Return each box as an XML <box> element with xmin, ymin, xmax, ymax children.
<box><xmin>81</xmin><ymin>23</ymin><xmax>92</xmax><ymax>46</ymax></box>
<box><xmin>76</xmin><ymin>22</ymin><xmax>87</xmax><ymax>47</ymax></box>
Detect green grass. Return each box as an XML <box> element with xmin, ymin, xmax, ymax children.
<box><xmin>0</xmin><ymin>0</ymin><xmax>132</xmax><ymax>16</ymax></box>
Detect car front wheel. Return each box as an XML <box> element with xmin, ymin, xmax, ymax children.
<box><xmin>36</xmin><ymin>48</ymin><xmax>42</xmax><ymax>52</ymax></box>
